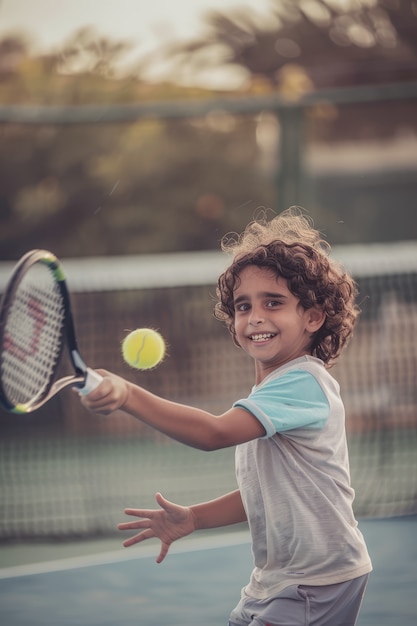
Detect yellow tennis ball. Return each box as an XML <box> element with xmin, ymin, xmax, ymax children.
<box><xmin>122</xmin><ymin>328</ymin><xmax>166</xmax><ymax>370</ymax></box>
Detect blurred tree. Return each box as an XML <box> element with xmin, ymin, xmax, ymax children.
<box><xmin>0</xmin><ymin>31</ymin><xmax>274</xmax><ymax>260</ymax></box>
<box><xmin>164</xmin><ymin>0</ymin><xmax>417</xmax><ymax>142</ymax></box>
<box><xmin>160</xmin><ymin>0</ymin><xmax>417</xmax><ymax>244</ymax></box>
<box><xmin>168</xmin><ymin>0</ymin><xmax>417</xmax><ymax>90</ymax></box>
<box><xmin>1</xmin><ymin>2</ymin><xmax>417</xmax><ymax>260</ymax></box>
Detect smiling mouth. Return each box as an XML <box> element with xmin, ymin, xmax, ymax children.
<box><xmin>249</xmin><ymin>333</ymin><xmax>276</xmax><ymax>342</ymax></box>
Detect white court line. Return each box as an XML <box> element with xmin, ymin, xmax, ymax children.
<box><xmin>0</xmin><ymin>530</ymin><xmax>250</xmax><ymax>580</ymax></box>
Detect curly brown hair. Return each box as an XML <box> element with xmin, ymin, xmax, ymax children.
<box><xmin>214</xmin><ymin>207</ymin><xmax>359</xmax><ymax>367</ymax></box>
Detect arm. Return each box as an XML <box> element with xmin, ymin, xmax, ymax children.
<box><xmin>118</xmin><ymin>490</ymin><xmax>246</xmax><ymax>563</ymax></box>
<box><xmin>81</xmin><ymin>370</ymin><xmax>265</xmax><ymax>450</ymax></box>
<box><xmin>191</xmin><ymin>489</ymin><xmax>247</xmax><ymax>530</ymax></box>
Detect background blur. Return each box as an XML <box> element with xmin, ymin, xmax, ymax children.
<box><xmin>1</xmin><ymin>0</ymin><xmax>417</xmax><ymax>260</ymax></box>
<box><xmin>0</xmin><ymin>0</ymin><xmax>416</xmax><ymax>554</ymax></box>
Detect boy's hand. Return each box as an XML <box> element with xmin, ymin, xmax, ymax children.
<box><xmin>118</xmin><ymin>492</ymin><xmax>197</xmax><ymax>563</ymax></box>
<box><xmin>79</xmin><ymin>370</ymin><xmax>129</xmax><ymax>415</ymax></box>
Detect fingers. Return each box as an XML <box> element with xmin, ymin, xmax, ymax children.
<box><xmin>155</xmin><ymin>492</ymin><xmax>173</xmax><ymax>512</ymax></box>
<box><xmin>122</xmin><ymin>494</ymin><xmax>169</xmax><ymax>519</ymax></box>
<box><xmin>122</xmin><ymin>528</ymin><xmax>154</xmax><ymax>548</ymax></box>
<box><xmin>117</xmin><ymin>520</ymin><xmax>150</xmax><ymax>531</ymax></box>
<box><xmin>117</xmin><ymin>507</ymin><xmax>157</xmax><ymax>533</ymax></box>
<box><xmin>118</xmin><ymin>519</ymin><xmax>172</xmax><ymax>563</ymax></box>
<box><xmin>123</xmin><ymin>507</ymin><xmax>153</xmax><ymax>516</ymax></box>
<box><xmin>80</xmin><ymin>373</ymin><xmax>129</xmax><ymax>415</ymax></box>
<box><xmin>117</xmin><ymin>508</ymin><xmax>157</xmax><ymax>547</ymax></box>
<box><xmin>156</xmin><ymin>542</ymin><xmax>170</xmax><ymax>564</ymax></box>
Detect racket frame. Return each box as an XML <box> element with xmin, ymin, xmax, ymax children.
<box><xmin>0</xmin><ymin>250</ymin><xmax>96</xmax><ymax>413</ymax></box>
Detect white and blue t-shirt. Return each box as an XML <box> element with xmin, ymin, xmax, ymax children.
<box><xmin>233</xmin><ymin>355</ymin><xmax>372</xmax><ymax>598</ymax></box>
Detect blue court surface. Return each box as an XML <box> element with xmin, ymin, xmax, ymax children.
<box><xmin>0</xmin><ymin>517</ymin><xmax>415</xmax><ymax>626</ymax></box>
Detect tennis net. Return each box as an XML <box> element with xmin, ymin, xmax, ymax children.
<box><xmin>0</xmin><ymin>242</ymin><xmax>416</xmax><ymax>539</ymax></box>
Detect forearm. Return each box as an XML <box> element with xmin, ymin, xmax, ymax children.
<box><xmin>82</xmin><ymin>371</ymin><xmax>265</xmax><ymax>449</ymax></box>
<box><xmin>190</xmin><ymin>490</ymin><xmax>247</xmax><ymax>530</ymax></box>
<box><xmin>123</xmin><ymin>382</ymin><xmax>227</xmax><ymax>450</ymax></box>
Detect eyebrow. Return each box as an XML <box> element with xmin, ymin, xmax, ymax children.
<box><xmin>233</xmin><ymin>291</ymin><xmax>288</xmax><ymax>305</ymax></box>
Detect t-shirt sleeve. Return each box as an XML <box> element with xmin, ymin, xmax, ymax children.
<box><xmin>233</xmin><ymin>369</ymin><xmax>330</xmax><ymax>438</ymax></box>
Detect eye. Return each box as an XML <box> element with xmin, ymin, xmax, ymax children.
<box><xmin>267</xmin><ymin>300</ymin><xmax>283</xmax><ymax>308</ymax></box>
<box><xmin>235</xmin><ymin>302</ymin><xmax>250</xmax><ymax>312</ymax></box>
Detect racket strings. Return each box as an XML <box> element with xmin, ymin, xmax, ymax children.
<box><xmin>1</xmin><ymin>264</ymin><xmax>66</xmax><ymax>406</ymax></box>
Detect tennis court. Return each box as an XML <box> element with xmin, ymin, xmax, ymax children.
<box><xmin>0</xmin><ymin>244</ymin><xmax>416</xmax><ymax>625</ymax></box>
<box><xmin>0</xmin><ymin>516</ymin><xmax>416</xmax><ymax>625</ymax></box>
<box><xmin>1</xmin><ymin>14</ymin><xmax>416</xmax><ymax>624</ymax></box>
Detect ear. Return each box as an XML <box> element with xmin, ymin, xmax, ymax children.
<box><xmin>305</xmin><ymin>307</ymin><xmax>326</xmax><ymax>333</ymax></box>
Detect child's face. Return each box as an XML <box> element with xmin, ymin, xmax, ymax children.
<box><xmin>233</xmin><ymin>265</ymin><xmax>324</xmax><ymax>381</ymax></box>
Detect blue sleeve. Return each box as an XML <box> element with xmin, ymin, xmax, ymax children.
<box><xmin>233</xmin><ymin>369</ymin><xmax>330</xmax><ymax>438</ymax></box>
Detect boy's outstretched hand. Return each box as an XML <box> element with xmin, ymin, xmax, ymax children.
<box><xmin>118</xmin><ymin>492</ymin><xmax>197</xmax><ymax>563</ymax></box>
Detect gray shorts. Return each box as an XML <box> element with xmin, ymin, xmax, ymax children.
<box><xmin>228</xmin><ymin>574</ymin><xmax>369</xmax><ymax>626</ymax></box>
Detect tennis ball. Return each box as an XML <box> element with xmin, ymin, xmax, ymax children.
<box><xmin>122</xmin><ymin>328</ymin><xmax>166</xmax><ymax>370</ymax></box>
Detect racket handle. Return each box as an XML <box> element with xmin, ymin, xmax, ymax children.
<box><xmin>78</xmin><ymin>369</ymin><xmax>104</xmax><ymax>395</ymax></box>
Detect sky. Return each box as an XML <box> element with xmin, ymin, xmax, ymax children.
<box><xmin>0</xmin><ymin>0</ymin><xmax>274</xmax><ymax>88</ymax></box>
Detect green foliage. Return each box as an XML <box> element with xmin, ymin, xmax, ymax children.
<box><xmin>1</xmin><ymin>4</ymin><xmax>416</xmax><ymax>261</ymax></box>
<box><xmin>170</xmin><ymin>0</ymin><xmax>417</xmax><ymax>90</ymax></box>
<box><xmin>0</xmin><ymin>45</ymin><xmax>276</xmax><ymax>258</ymax></box>
<box><xmin>0</xmin><ymin>28</ymin><xmax>277</xmax><ymax>260</ymax></box>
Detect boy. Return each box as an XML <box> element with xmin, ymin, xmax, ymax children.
<box><xmin>82</xmin><ymin>207</ymin><xmax>372</xmax><ymax>626</ymax></box>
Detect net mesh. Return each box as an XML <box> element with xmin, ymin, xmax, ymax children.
<box><xmin>0</xmin><ymin>263</ymin><xmax>66</xmax><ymax>408</ymax></box>
<box><xmin>0</xmin><ymin>243</ymin><xmax>416</xmax><ymax>540</ymax></box>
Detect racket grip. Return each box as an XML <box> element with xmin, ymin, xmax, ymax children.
<box><xmin>78</xmin><ymin>369</ymin><xmax>104</xmax><ymax>396</ymax></box>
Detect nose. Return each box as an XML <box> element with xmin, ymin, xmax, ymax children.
<box><xmin>249</xmin><ymin>308</ymin><xmax>264</xmax><ymax>326</ymax></box>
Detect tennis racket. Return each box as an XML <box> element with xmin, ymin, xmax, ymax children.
<box><xmin>0</xmin><ymin>249</ymin><xmax>103</xmax><ymax>413</ymax></box>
